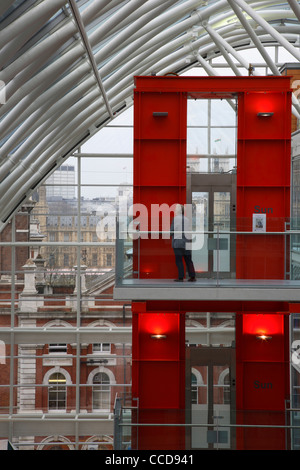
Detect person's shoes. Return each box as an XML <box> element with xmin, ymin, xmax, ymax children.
<box><xmin>174</xmin><ymin>279</ymin><xmax>183</xmax><ymax>282</ymax></box>
<box><xmin>188</xmin><ymin>277</ymin><xmax>196</xmax><ymax>282</ymax></box>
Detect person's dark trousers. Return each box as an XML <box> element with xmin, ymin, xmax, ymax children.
<box><xmin>174</xmin><ymin>248</ymin><xmax>195</xmax><ymax>280</ymax></box>
<box><xmin>184</xmin><ymin>249</ymin><xmax>195</xmax><ymax>279</ymax></box>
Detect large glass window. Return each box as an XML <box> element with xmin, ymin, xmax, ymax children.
<box><xmin>92</xmin><ymin>372</ymin><xmax>110</xmax><ymax>411</ymax></box>
<box><xmin>191</xmin><ymin>373</ymin><xmax>198</xmax><ymax>404</ymax></box>
<box><xmin>48</xmin><ymin>373</ymin><xmax>67</xmax><ymax>411</ymax></box>
<box><xmin>187</xmin><ymin>98</ymin><xmax>237</xmax><ymax>174</ymax></box>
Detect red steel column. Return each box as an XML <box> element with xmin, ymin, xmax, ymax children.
<box><xmin>132</xmin><ymin>81</ymin><xmax>187</xmax><ymax>449</ymax></box>
<box><xmin>132</xmin><ymin>303</ymin><xmax>186</xmax><ymax>449</ymax></box>
<box><xmin>236</xmin><ymin>89</ymin><xmax>291</xmax><ymax>279</ymax></box>
<box><xmin>235</xmin><ymin>313</ymin><xmax>290</xmax><ymax>449</ymax></box>
<box><xmin>235</xmin><ymin>82</ymin><xmax>292</xmax><ymax>449</ymax></box>
<box><xmin>133</xmin><ymin>85</ymin><xmax>187</xmax><ymax>279</ymax></box>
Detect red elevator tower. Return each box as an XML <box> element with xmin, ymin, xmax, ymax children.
<box><xmin>132</xmin><ymin>76</ymin><xmax>292</xmax><ymax>450</ymax></box>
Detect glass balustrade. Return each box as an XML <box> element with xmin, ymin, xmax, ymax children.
<box><xmin>115</xmin><ymin>217</ymin><xmax>300</xmax><ymax>289</ymax></box>
<box><xmin>113</xmin><ymin>403</ymin><xmax>299</xmax><ymax>451</ymax></box>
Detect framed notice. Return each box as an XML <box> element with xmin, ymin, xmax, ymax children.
<box><xmin>252</xmin><ymin>213</ymin><xmax>266</xmax><ymax>232</ymax></box>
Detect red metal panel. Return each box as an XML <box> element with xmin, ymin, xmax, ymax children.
<box><xmin>238</xmin><ymin>91</ymin><xmax>291</xmax><ymax>139</ymax></box>
<box><xmin>234</xmin><ymin>85</ymin><xmax>291</xmax><ymax>448</ymax></box>
<box><xmin>144</xmin><ymin>300</ymin><xmax>290</xmax><ymax>313</ymax></box>
<box><xmin>136</xmin><ymin>140</ymin><xmax>184</xmax><ymax>186</ymax></box>
<box><xmin>238</xmin><ymin>140</ymin><xmax>290</xmax><ymax>187</ymax></box>
<box><xmin>134</xmin><ymin>76</ymin><xmax>291</xmax><ymax>94</ymax></box>
<box><xmin>133</xmin><ymin>88</ymin><xmax>187</xmax><ymax>280</ymax></box>
<box><xmin>236</xmin><ymin>313</ymin><xmax>290</xmax><ymax>450</ymax></box>
<box><xmin>132</xmin><ymin>310</ymin><xmax>185</xmax><ymax>449</ymax></box>
<box><xmin>137</xmin><ymin>92</ymin><xmax>184</xmax><ymax>140</ymax></box>
<box><xmin>236</xmin><ymin>89</ymin><xmax>291</xmax><ymax>280</ymax></box>
<box><xmin>132</xmin><ymin>85</ymin><xmax>187</xmax><ymax>449</ymax></box>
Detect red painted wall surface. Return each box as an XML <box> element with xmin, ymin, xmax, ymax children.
<box><xmin>133</xmin><ymin>89</ymin><xmax>187</xmax><ymax>279</ymax></box>
<box><xmin>236</xmin><ymin>313</ymin><xmax>290</xmax><ymax>449</ymax></box>
<box><xmin>236</xmin><ymin>90</ymin><xmax>291</xmax><ymax>279</ymax></box>
<box><xmin>234</xmin><ymin>85</ymin><xmax>291</xmax><ymax>448</ymax></box>
<box><xmin>132</xmin><ymin>81</ymin><xmax>188</xmax><ymax>448</ymax></box>
<box><xmin>132</xmin><ymin>306</ymin><xmax>185</xmax><ymax>449</ymax></box>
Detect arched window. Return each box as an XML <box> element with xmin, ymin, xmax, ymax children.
<box><xmin>191</xmin><ymin>368</ymin><xmax>204</xmax><ymax>405</ymax></box>
<box><xmin>48</xmin><ymin>372</ymin><xmax>67</xmax><ymax>410</ymax></box>
<box><xmin>92</xmin><ymin>372</ymin><xmax>110</xmax><ymax>411</ymax></box>
<box><xmin>223</xmin><ymin>372</ymin><xmax>231</xmax><ymax>405</ymax></box>
<box><xmin>218</xmin><ymin>368</ymin><xmax>231</xmax><ymax>405</ymax></box>
<box><xmin>191</xmin><ymin>373</ymin><xmax>198</xmax><ymax>404</ymax></box>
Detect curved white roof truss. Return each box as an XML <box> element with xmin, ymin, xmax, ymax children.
<box><xmin>0</xmin><ymin>0</ymin><xmax>300</xmax><ymax>229</ymax></box>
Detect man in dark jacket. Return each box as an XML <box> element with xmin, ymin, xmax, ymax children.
<box><xmin>170</xmin><ymin>204</ymin><xmax>196</xmax><ymax>282</ymax></box>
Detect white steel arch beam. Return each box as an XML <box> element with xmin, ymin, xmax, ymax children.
<box><xmin>1</xmin><ymin>2</ymin><xmax>284</xmax><ymax>102</ymax></box>
<box><xmin>203</xmin><ymin>24</ymin><xmax>243</xmax><ymax>75</ymax></box>
<box><xmin>0</xmin><ymin>62</ymin><xmax>94</xmax><ymax>163</ymax></box>
<box><xmin>1</xmin><ymin>1</ymin><xmax>297</xmax><ymax>80</ymax></box>
<box><xmin>1</xmin><ymin>58</ymin><xmax>93</xmax><ymax>138</ymax></box>
<box><xmin>1</xmin><ymin>16</ymin><xmax>75</xmax><ymax>84</ymax></box>
<box><xmin>116</xmin><ymin>22</ymin><xmax>237</xmax><ymax>81</ymax></box>
<box><xmin>1</xmin><ymin>77</ymin><xmax>131</xmax><ymax>190</ymax></box>
<box><xmin>0</xmin><ymin>3</ymin><xmax>298</xmax><ymax>153</ymax></box>
<box><xmin>0</xmin><ymin>87</ymin><xmax>100</xmax><ymax>185</ymax></box>
<box><xmin>1</xmin><ymin>44</ymin><xmax>159</xmax><ymax>180</ymax></box>
<box><xmin>287</xmin><ymin>0</ymin><xmax>300</xmax><ymax>22</ymax></box>
<box><xmin>88</xmin><ymin>0</ymin><xmax>150</xmax><ymax>45</ymax></box>
<box><xmin>1</xmin><ymin>2</ymin><xmax>296</xmax><ymax>126</ymax></box>
<box><xmin>0</xmin><ymin>1</ymin><xmax>213</xmax><ymax>156</ymax></box>
<box><xmin>0</xmin><ymin>13</ymin><xmax>70</xmax><ymax>68</ymax></box>
<box><xmin>0</xmin><ymin>0</ymin><xmax>17</xmax><ymax>18</ymax></box>
<box><xmin>227</xmin><ymin>0</ymin><xmax>280</xmax><ymax>75</ymax></box>
<box><xmin>227</xmin><ymin>1</ymin><xmax>300</xmax><ymax>115</ymax></box>
<box><xmin>1</xmin><ymin>0</ymin><xmax>149</xmax><ymax>108</ymax></box>
<box><xmin>195</xmin><ymin>53</ymin><xmax>237</xmax><ymax>111</ymax></box>
<box><xmin>107</xmin><ymin>1</ymin><xmax>296</xmax><ymax>80</ymax></box>
<box><xmin>0</xmin><ymin>0</ymin><xmax>176</xmax><ymax>143</ymax></box>
<box><xmin>112</xmin><ymin>24</ymin><xmax>300</xmax><ymax>120</ymax></box>
<box><xmin>68</xmin><ymin>0</ymin><xmax>113</xmax><ymax>119</ymax></box>
<box><xmin>0</xmin><ymin>83</ymin><xmax>136</xmax><ymax>220</ymax></box>
<box><xmin>106</xmin><ymin>0</ymin><xmax>175</xmax><ymax>40</ymax></box>
<box><xmin>232</xmin><ymin>0</ymin><xmax>300</xmax><ymax>62</ymax></box>
<box><xmin>91</xmin><ymin>0</ymin><xmax>177</xmax><ymax>75</ymax></box>
<box><xmin>0</xmin><ymin>78</ymin><xmax>99</xmax><ymax>169</ymax></box>
<box><xmin>0</xmin><ymin>72</ymin><xmax>94</xmax><ymax>159</ymax></box>
<box><xmin>97</xmin><ymin>18</ymin><xmax>197</xmax><ymax>80</ymax></box>
<box><xmin>0</xmin><ymin>0</ymin><xmax>66</xmax><ymax>49</ymax></box>
<box><xmin>0</xmin><ymin>45</ymin><xmax>86</xmax><ymax>123</ymax></box>
<box><xmin>1</xmin><ymin>0</ymin><xmax>119</xmax><ymax>82</ymax></box>
<box><xmin>96</xmin><ymin>2</ymin><xmax>241</xmax><ymax>84</ymax></box>
<box><xmin>100</xmin><ymin>0</ymin><xmax>233</xmax><ymax>73</ymax></box>
<box><xmin>2</xmin><ymin>78</ymin><xmax>130</xmax><ymax>200</ymax></box>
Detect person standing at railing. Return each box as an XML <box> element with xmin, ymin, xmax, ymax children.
<box><xmin>170</xmin><ymin>204</ymin><xmax>196</xmax><ymax>282</ymax></box>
